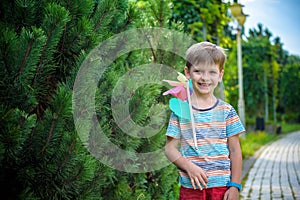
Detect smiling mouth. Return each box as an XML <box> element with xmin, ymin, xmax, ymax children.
<box><xmin>198</xmin><ymin>83</ymin><xmax>210</xmax><ymax>88</ymax></box>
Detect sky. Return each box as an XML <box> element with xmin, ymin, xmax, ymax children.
<box><xmin>237</xmin><ymin>0</ymin><xmax>300</xmax><ymax>56</ymax></box>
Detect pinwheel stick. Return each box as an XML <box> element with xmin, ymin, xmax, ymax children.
<box><xmin>186</xmin><ymin>80</ymin><xmax>198</xmax><ymax>150</ymax></box>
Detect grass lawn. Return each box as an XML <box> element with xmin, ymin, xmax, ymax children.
<box><xmin>240</xmin><ymin>131</ymin><xmax>277</xmax><ymax>159</ymax></box>
<box><xmin>240</xmin><ymin>123</ymin><xmax>300</xmax><ymax>159</ymax></box>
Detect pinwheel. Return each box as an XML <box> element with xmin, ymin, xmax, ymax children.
<box><xmin>163</xmin><ymin>72</ymin><xmax>198</xmax><ymax>150</ymax></box>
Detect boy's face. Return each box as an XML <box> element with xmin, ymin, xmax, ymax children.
<box><xmin>184</xmin><ymin>64</ymin><xmax>224</xmax><ymax>96</ymax></box>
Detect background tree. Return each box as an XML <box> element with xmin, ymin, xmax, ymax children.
<box><xmin>171</xmin><ymin>0</ymin><xmax>232</xmax><ymax>46</ymax></box>
<box><xmin>278</xmin><ymin>55</ymin><xmax>300</xmax><ymax>122</ymax></box>
<box><xmin>240</xmin><ymin>24</ymin><xmax>280</xmax><ymax>123</ymax></box>
<box><xmin>273</xmin><ymin>37</ymin><xmax>289</xmax><ymax>121</ymax></box>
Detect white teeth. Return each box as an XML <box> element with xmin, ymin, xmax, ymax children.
<box><xmin>198</xmin><ymin>83</ymin><xmax>210</xmax><ymax>88</ymax></box>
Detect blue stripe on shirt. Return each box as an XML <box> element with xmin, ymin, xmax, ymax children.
<box><xmin>181</xmin><ymin>144</ymin><xmax>229</xmax><ymax>157</ymax></box>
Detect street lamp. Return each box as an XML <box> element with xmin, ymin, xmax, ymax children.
<box><xmin>230</xmin><ymin>1</ymin><xmax>248</xmax><ymax>127</ymax></box>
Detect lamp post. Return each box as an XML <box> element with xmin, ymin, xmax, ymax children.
<box><xmin>230</xmin><ymin>1</ymin><xmax>248</xmax><ymax>127</ymax></box>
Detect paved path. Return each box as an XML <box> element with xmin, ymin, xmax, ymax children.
<box><xmin>241</xmin><ymin>131</ymin><xmax>300</xmax><ymax>200</ymax></box>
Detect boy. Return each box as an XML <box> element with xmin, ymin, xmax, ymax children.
<box><xmin>164</xmin><ymin>42</ymin><xmax>245</xmax><ymax>200</ymax></box>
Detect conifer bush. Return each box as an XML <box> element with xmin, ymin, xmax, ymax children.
<box><xmin>0</xmin><ymin>0</ymin><xmax>183</xmax><ymax>199</ymax></box>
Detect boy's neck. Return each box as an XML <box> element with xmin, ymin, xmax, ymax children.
<box><xmin>190</xmin><ymin>93</ymin><xmax>217</xmax><ymax>110</ymax></box>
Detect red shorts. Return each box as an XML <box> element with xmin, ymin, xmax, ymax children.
<box><xmin>179</xmin><ymin>186</ymin><xmax>228</xmax><ymax>200</ymax></box>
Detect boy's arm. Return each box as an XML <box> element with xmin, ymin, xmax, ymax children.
<box><xmin>164</xmin><ymin>136</ymin><xmax>208</xmax><ymax>190</ymax></box>
<box><xmin>224</xmin><ymin>134</ymin><xmax>242</xmax><ymax>199</ymax></box>
<box><xmin>228</xmin><ymin>134</ymin><xmax>242</xmax><ymax>184</ymax></box>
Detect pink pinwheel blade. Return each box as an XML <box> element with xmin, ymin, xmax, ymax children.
<box><xmin>163</xmin><ymin>85</ymin><xmax>187</xmax><ymax>101</ymax></box>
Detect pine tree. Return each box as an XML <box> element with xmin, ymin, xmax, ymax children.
<box><xmin>0</xmin><ymin>0</ymin><xmax>129</xmax><ymax>199</ymax></box>
<box><xmin>0</xmin><ymin>0</ymin><xmax>192</xmax><ymax>199</ymax></box>
<box><xmin>86</xmin><ymin>0</ymin><xmax>190</xmax><ymax>199</ymax></box>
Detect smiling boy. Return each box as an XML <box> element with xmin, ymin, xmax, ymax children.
<box><xmin>165</xmin><ymin>42</ymin><xmax>245</xmax><ymax>200</ymax></box>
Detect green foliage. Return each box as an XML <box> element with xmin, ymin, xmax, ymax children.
<box><xmin>226</xmin><ymin>23</ymin><xmax>286</xmax><ymax>122</ymax></box>
<box><xmin>240</xmin><ymin>131</ymin><xmax>277</xmax><ymax>159</ymax></box>
<box><xmin>171</xmin><ymin>0</ymin><xmax>232</xmax><ymax>46</ymax></box>
<box><xmin>281</xmin><ymin>123</ymin><xmax>300</xmax><ymax>134</ymax></box>
<box><xmin>90</xmin><ymin>0</ymin><xmax>184</xmax><ymax>198</ymax></box>
<box><xmin>279</xmin><ymin>55</ymin><xmax>300</xmax><ymax>119</ymax></box>
<box><xmin>0</xmin><ymin>0</ymin><xmax>131</xmax><ymax>199</ymax></box>
<box><xmin>0</xmin><ymin>0</ymin><xmax>186</xmax><ymax>199</ymax></box>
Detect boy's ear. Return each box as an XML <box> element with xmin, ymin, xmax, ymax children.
<box><xmin>184</xmin><ymin>66</ymin><xmax>191</xmax><ymax>79</ymax></box>
<box><xmin>219</xmin><ymin>69</ymin><xmax>224</xmax><ymax>82</ymax></box>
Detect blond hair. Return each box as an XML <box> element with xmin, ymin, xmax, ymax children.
<box><xmin>186</xmin><ymin>42</ymin><xmax>226</xmax><ymax>72</ymax></box>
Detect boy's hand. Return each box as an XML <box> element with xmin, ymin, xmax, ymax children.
<box><xmin>186</xmin><ymin>163</ymin><xmax>208</xmax><ymax>190</ymax></box>
<box><xmin>223</xmin><ymin>187</ymin><xmax>239</xmax><ymax>200</ymax></box>
<box><xmin>164</xmin><ymin>137</ymin><xmax>208</xmax><ymax>190</ymax></box>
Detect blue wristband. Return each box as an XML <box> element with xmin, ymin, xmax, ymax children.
<box><xmin>227</xmin><ymin>181</ymin><xmax>242</xmax><ymax>192</ymax></box>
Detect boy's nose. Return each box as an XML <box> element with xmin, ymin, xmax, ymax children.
<box><xmin>200</xmin><ymin>72</ymin><xmax>209</xmax><ymax>79</ymax></box>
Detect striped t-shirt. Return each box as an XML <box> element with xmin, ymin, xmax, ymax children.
<box><xmin>166</xmin><ymin>99</ymin><xmax>245</xmax><ymax>189</ymax></box>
